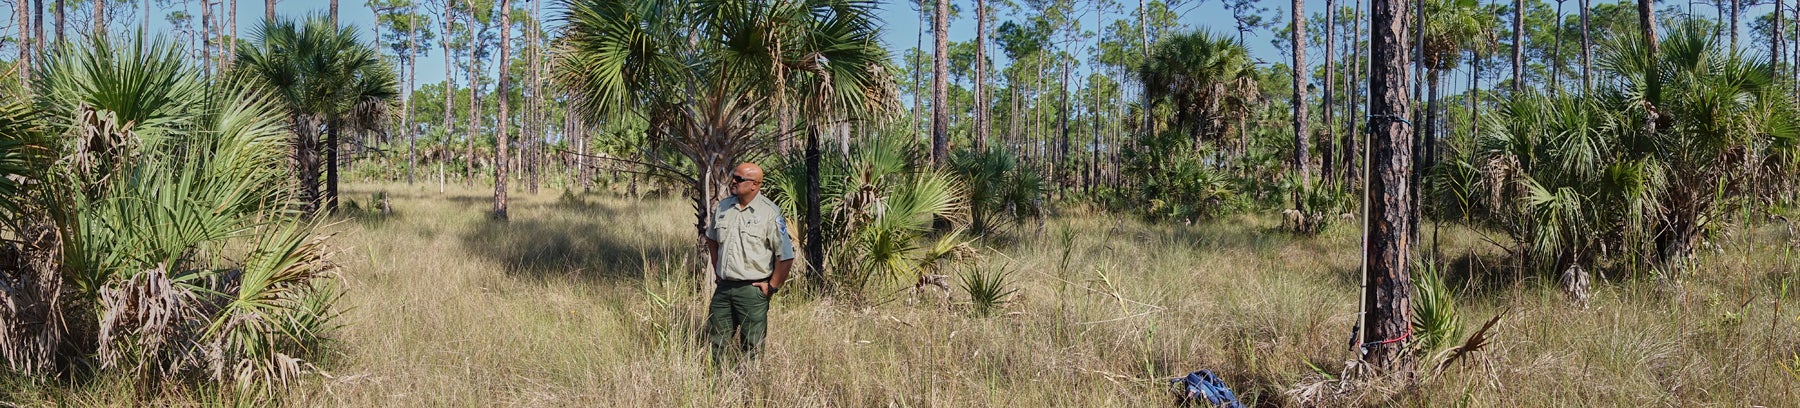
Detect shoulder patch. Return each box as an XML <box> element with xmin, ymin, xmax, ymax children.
<box><xmin>776</xmin><ymin>215</ymin><xmax>789</xmax><ymax>236</ymax></box>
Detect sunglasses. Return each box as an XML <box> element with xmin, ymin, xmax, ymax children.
<box><xmin>731</xmin><ymin>175</ymin><xmax>760</xmax><ymax>184</ymax></box>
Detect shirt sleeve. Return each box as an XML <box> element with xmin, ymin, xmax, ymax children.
<box><xmin>774</xmin><ymin>215</ymin><xmax>796</xmax><ymax>261</ymax></box>
<box><xmin>706</xmin><ymin>202</ymin><xmax>724</xmax><ymax>242</ymax></box>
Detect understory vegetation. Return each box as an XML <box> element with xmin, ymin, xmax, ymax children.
<box><xmin>12</xmin><ymin>185</ymin><xmax>1793</xmax><ymax>405</ymax></box>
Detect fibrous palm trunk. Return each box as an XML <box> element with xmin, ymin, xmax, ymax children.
<box><xmin>266</xmin><ymin>0</ymin><xmax>275</xmax><ymax>22</ymax></box>
<box><xmin>1363</xmin><ymin>0</ymin><xmax>1415</xmax><ymax>373</ymax></box>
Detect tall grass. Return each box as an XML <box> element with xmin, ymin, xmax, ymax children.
<box><xmin>9</xmin><ymin>183</ymin><xmax>1795</xmax><ymax>405</ymax></box>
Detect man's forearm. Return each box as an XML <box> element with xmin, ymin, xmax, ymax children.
<box><xmin>771</xmin><ymin>259</ymin><xmax>792</xmax><ymax>288</ymax></box>
<box><xmin>706</xmin><ymin>239</ymin><xmax>720</xmax><ymax>274</ymax></box>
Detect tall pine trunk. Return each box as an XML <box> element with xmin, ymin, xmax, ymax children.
<box><xmin>441</xmin><ymin>3</ymin><xmax>456</xmax><ymax>189</ymax></box>
<box><xmin>931</xmin><ymin>0</ymin><xmax>949</xmax><ymax>166</ymax></box>
<box><xmin>1363</xmin><ymin>0</ymin><xmax>1415</xmax><ymax>372</ymax></box>
<box><xmin>1323</xmin><ymin>0</ymin><xmax>1338</xmax><ymax>186</ymax></box>
<box><xmin>494</xmin><ymin>0</ymin><xmax>510</xmax><ymax>220</ymax></box>
<box><xmin>1344</xmin><ymin>0</ymin><xmax>1364</xmax><ymax>185</ymax></box>
<box><xmin>1581</xmin><ymin>0</ymin><xmax>1591</xmax><ymax>93</ymax></box>
<box><xmin>406</xmin><ymin>7</ymin><xmax>418</xmax><ymax>185</ymax></box>
<box><xmin>1511</xmin><ymin>0</ymin><xmax>1523</xmax><ymax>94</ymax></box>
<box><xmin>975</xmin><ymin>0</ymin><xmax>989</xmax><ymax>149</ymax></box>
<box><xmin>1293</xmin><ymin>0</ymin><xmax>1311</xmax><ymax>188</ymax></box>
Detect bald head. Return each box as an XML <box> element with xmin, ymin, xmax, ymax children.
<box><xmin>733</xmin><ymin>163</ymin><xmax>764</xmax><ymax>182</ymax></box>
<box><xmin>730</xmin><ymin>162</ymin><xmax>765</xmax><ymax>204</ymax></box>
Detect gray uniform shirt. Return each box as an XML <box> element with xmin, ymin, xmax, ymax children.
<box><xmin>707</xmin><ymin>194</ymin><xmax>797</xmax><ymax>281</ymax></box>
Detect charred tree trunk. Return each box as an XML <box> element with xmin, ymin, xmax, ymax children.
<box><xmin>1362</xmin><ymin>0</ymin><xmax>1415</xmax><ymax>373</ymax></box>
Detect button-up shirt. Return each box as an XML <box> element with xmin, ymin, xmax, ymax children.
<box><xmin>707</xmin><ymin>194</ymin><xmax>796</xmax><ymax>281</ymax></box>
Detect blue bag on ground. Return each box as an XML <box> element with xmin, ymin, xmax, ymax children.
<box><xmin>1170</xmin><ymin>369</ymin><xmax>1244</xmax><ymax>407</ymax></box>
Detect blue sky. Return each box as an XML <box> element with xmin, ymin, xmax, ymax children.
<box><xmin>11</xmin><ymin>0</ymin><xmax>1783</xmax><ymax>94</ymax></box>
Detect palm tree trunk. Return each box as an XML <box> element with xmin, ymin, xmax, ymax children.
<box><xmin>327</xmin><ymin>119</ymin><xmax>340</xmax><ymax>214</ymax></box>
<box><xmin>494</xmin><ymin>0</ymin><xmax>510</xmax><ymax>220</ymax></box>
<box><xmin>1363</xmin><ymin>0</ymin><xmax>1415</xmax><ymax>372</ymax></box>
<box><xmin>805</xmin><ymin>121</ymin><xmax>824</xmax><ymax>291</ymax></box>
<box><xmin>975</xmin><ymin>0</ymin><xmax>989</xmax><ymax>150</ymax></box>
<box><xmin>441</xmin><ymin>3</ymin><xmax>456</xmax><ymax>188</ymax></box>
<box><xmin>932</xmin><ymin>0</ymin><xmax>950</xmax><ymax>166</ymax></box>
<box><xmin>1293</xmin><ymin>0</ymin><xmax>1311</xmax><ymax>188</ymax></box>
<box><xmin>266</xmin><ymin>0</ymin><xmax>275</xmax><ymax>22</ymax></box>
<box><xmin>297</xmin><ymin>117</ymin><xmax>323</xmax><ymax>215</ymax></box>
<box><xmin>330</xmin><ymin>0</ymin><xmax>339</xmax><ymax>26</ymax></box>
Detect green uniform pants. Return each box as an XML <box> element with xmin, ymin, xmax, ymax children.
<box><xmin>706</xmin><ymin>280</ymin><xmax>769</xmax><ymax>364</ymax></box>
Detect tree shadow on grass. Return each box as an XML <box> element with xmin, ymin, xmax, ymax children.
<box><xmin>457</xmin><ymin>206</ymin><xmax>683</xmax><ymax>285</ymax></box>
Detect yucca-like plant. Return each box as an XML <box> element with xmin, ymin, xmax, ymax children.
<box><xmin>1410</xmin><ymin>260</ymin><xmax>1462</xmax><ymax>354</ymax></box>
<box><xmin>0</xmin><ymin>34</ymin><xmax>343</xmax><ymax>393</ymax></box>
<box><xmin>958</xmin><ymin>264</ymin><xmax>1018</xmax><ymax>318</ymax></box>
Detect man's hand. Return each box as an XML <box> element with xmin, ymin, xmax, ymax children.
<box><xmin>751</xmin><ymin>281</ymin><xmax>775</xmax><ymax>297</ymax></box>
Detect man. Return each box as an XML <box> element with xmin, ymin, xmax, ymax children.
<box><xmin>705</xmin><ymin>162</ymin><xmax>795</xmax><ymax>365</ymax></box>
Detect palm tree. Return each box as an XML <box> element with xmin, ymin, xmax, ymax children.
<box><xmin>4</xmin><ymin>33</ymin><xmax>342</xmax><ymax>390</ymax></box>
<box><xmin>1363</xmin><ymin>0</ymin><xmax>1416</xmax><ymax>372</ymax></box>
<box><xmin>557</xmin><ymin>0</ymin><xmax>805</xmax><ymax>272</ymax></box>
<box><xmin>235</xmin><ymin>14</ymin><xmax>400</xmax><ymax>215</ymax></box>
<box><xmin>1139</xmin><ymin>30</ymin><xmax>1258</xmax><ymax>157</ymax></box>
<box><xmin>780</xmin><ymin>0</ymin><xmax>897</xmax><ymax>287</ymax></box>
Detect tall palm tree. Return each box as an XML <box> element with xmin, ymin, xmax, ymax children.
<box><xmin>557</xmin><ymin>0</ymin><xmax>813</xmax><ymax>271</ymax></box>
<box><xmin>235</xmin><ymin>14</ymin><xmax>400</xmax><ymax>215</ymax></box>
<box><xmin>779</xmin><ymin>0</ymin><xmax>897</xmax><ymax>287</ymax></box>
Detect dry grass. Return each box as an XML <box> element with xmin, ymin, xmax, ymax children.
<box><xmin>7</xmin><ymin>182</ymin><xmax>1798</xmax><ymax>406</ymax></box>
